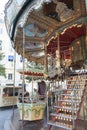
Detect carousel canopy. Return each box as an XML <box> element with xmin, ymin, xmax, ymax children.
<box><xmin>4</xmin><ymin>0</ymin><xmax>87</xmax><ymax>67</ymax></box>
<box><xmin>18</xmin><ymin>70</ymin><xmax>44</xmax><ymax>79</ymax></box>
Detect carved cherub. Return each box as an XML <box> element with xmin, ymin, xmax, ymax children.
<box><xmin>52</xmin><ymin>0</ymin><xmax>73</xmax><ymax>22</ymax></box>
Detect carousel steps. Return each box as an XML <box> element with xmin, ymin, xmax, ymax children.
<box><xmin>67</xmin><ymin>82</ymin><xmax>85</xmax><ymax>84</ymax></box>
<box><xmin>64</xmin><ymin>98</ymin><xmax>81</xmax><ymax>102</ymax></box>
<box><xmin>61</xmin><ymin>96</ymin><xmax>82</xmax><ymax>100</ymax></box>
<box><xmin>57</xmin><ymin>99</ymin><xmax>79</xmax><ymax>103</ymax></box>
<box><xmin>47</xmin><ymin>74</ymin><xmax>86</xmax><ymax>129</ymax></box>
<box><xmin>61</xmin><ymin>104</ymin><xmax>79</xmax><ymax>108</ymax></box>
<box><xmin>66</xmin><ymin>94</ymin><xmax>83</xmax><ymax>97</ymax></box>
<box><xmin>64</xmin><ymin>85</ymin><xmax>85</xmax><ymax>89</ymax></box>
<box><xmin>61</xmin><ymin>93</ymin><xmax>82</xmax><ymax>96</ymax></box>
<box><xmin>67</xmin><ymin>80</ymin><xmax>85</xmax><ymax>83</ymax></box>
<box><xmin>67</xmin><ymin>82</ymin><xmax>86</xmax><ymax>84</ymax></box>
<box><xmin>64</xmin><ymin>88</ymin><xmax>84</xmax><ymax>91</ymax></box>
<box><xmin>55</xmin><ymin>89</ymin><xmax>84</xmax><ymax>94</ymax></box>
<box><xmin>48</xmin><ymin>121</ymin><xmax>73</xmax><ymax>130</ymax></box>
<box><xmin>50</xmin><ymin>113</ymin><xmax>76</xmax><ymax>120</ymax></box>
<box><xmin>67</xmin><ymin>77</ymin><xmax>86</xmax><ymax>80</ymax></box>
<box><xmin>67</xmin><ymin>87</ymin><xmax>85</xmax><ymax>90</ymax></box>
<box><xmin>67</xmin><ymin>86</ymin><xmax>85</xmax><ymax>89</ymax></box>
<box><xmin>54</xmin><ymin>106</ymin><xmax>78</xmax><ymax>111</ymax></box>
<box><xmin>64</xmin><ymin>95</ymin><xmax>82</xmax><ymax>98</ymax></box>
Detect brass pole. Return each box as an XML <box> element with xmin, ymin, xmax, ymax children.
<box><xmin>44</xmin><ymin>42</ymin><xmax>48</xmax><ymax>73</ymax></box>
<box><xmin>13</xmin><ymin>41</ymin><xmax>16</xmax><ymax>117</ymax></box>
<box><xmin>57</xmin><ymin>33</ymin><xmax>61</xmax><ymax>73</ymax></box>
<box><xmin>31</xmin><ymin>75</ymin><xmax>33</xmax><ymax>103</ymax></box>
<box><xmin>22</xmin><ymin>27</ymin><xmax>25</xmax><ymax>130</ymax></box>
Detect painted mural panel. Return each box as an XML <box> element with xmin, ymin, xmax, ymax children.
<box><xmin>70</xmin><ymin>36</ymin><xmax>87</xmax><ymax>63</ymax></box>
<box><xmin>24</xmin><ymin>42</ymin><xmax>44</xmax><ymax>49</ymax></box>
<box><xmin>24</xmin><ymin>23</ymin><xmax>48</xmax><ymax>38</ymax></box>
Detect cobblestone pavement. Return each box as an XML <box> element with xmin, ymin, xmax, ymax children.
<box><xmin>0</xmin><ymin>106</ymin><xmax>66</xmax><ymax>130</ymax></box>
<box><xmin>19</xmin><ymin>120</ymin><xmax>47</xmax><ymax>130</ymax></box>
<box><xmin>0</xmin><ymin>106</ymin><xmax>48</xmax><ymax>130</ymax></box>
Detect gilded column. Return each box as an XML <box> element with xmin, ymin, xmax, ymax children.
<box><xmin>80</xmin><ymin>0</ymin><xmax>86</xmax><ymax>16</ymax></box>
<box><xmin>73</xmin><ymin>0</ymin><xmax>86</xmax><ymax>16</ymax></box>
<box><xmin>85</xmin><ymin>24</ymin><xmax>87</xmax><ymax>59</ymax></box>
<box><xmin>73</xmin><ymin>0</ymin><xmax>81</xmax><ymax>14</ymax></box>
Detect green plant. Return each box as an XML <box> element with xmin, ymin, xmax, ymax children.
<box><xmin>0</xmin><ymin>52</ymin><xmax>6</xmax><ymax>77</ymax></box>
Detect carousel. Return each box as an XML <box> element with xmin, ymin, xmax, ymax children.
<box><xmin>17</xmin><ymin>68</ymin><xmax>46</xmax><ymax>121</ymax></box>
<box><xmin>4</xmin><ymin>0</ymin><xmax>87</xmax><ymax>129</ymax></box>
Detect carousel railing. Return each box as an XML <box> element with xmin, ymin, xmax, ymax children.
<box><xmin>17</xmin><ymin>93</ymin><xmax>46</xmax><ymax>121</ymax></box>
<box><xmin>47</xmin><ymin>68</ymin><xmax>87</xmax><ymax>130</ymax></box>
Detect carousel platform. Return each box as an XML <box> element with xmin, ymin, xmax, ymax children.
<box><xmin>0</xmin><ymin>106</ymin><xmax>20</xmax><ymax>130</ymax></box>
